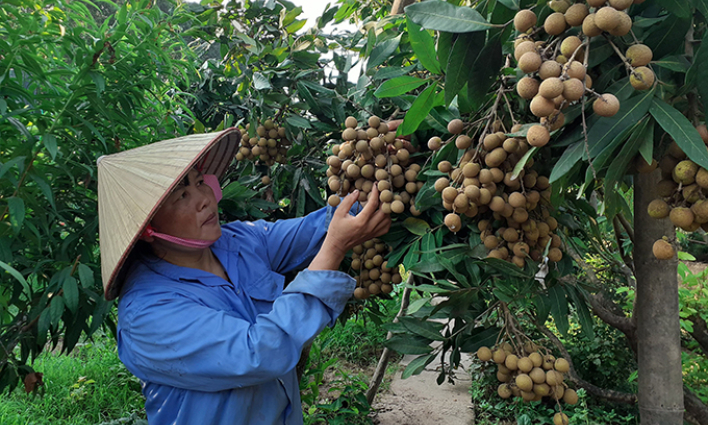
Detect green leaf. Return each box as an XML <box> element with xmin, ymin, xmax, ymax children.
<box><xmin>405</xmin><ymin>0</ymin><xmax>496</xmax><ymax>33</ymax></box>
<box><xmin>384</xmin><ymin>334</ymin><xmax>433</xmax><ymax>355</ymax></box>
<box><xmin>374</xmin><ymin>76</ymin><xmax>429</xmax><ymax>98</ymax></box>
<box><xmin>467</xmin><ymin>34</ymin><xmax>503</xmax><ymax>109</ymax></box>
<box><xmin>253</xmin><ymin>72</ymin><xmax>272</xmax><ymax>90</ymax></box>
<box><xmin>686</xmin><ymin>30</ymin><xmax>708</xmax><ymax>113</ymax></box>
<box><xmin>481</xmin><ymin>258</ymin><xmax>533</xmax><ymax>279</ymax></box>
<box><xmin>78</xmin><ymin>264</ymin><xmax>95</xmax><ymax>289</ymax></box>
<box><xmin>644</xmin><ymin>15</ymin><xmax>690</xmax><ymax>60</ymax></box>
<box><xmin>534</xmin><ymin>294</ymin><xmax>551</xmax><ymax>324</ymax></box>
<box><xmin>7</xmin><ymin>197</ymin><xmax>24</xmax><ymax>234</ymax></box>
<box><xmin>63</xmin><ymin>276</ymin><xmax>79</xmax><ymax>314</ymax></box>
<box><xmin>496</xmin><ymin>0</ymin><xmax>520</xmax><ymax>10</ymax></box>
<box><xmin>368</xmin><ymin>35</ymin><xmax>402</xmax><ymax>70</ymax></box>
<box><xmin>0</xmin><ymin>260</ymin><xmax>30</xmax><ymax>297</ymax></box>
<box><xmin>285</xmin><ymin>115</ymin><xmax>311</xmax><ymax>129</ymax></box>
<box><xmin>650</xmin><ymin>97</ymin><xmax>708</xmax><ymax>170</ymax></box>
<box><xmin>399</xmin><ymin>316</ymin><xmax>445</xmax><ymax>341</ymax></box>
<box><xmin>548</xmin><ymin>285</ymin><xmax>569</xmax><ymax>336</ymax></box>
<box><xmin>49</xmin><ymin>296</ymin><xmax>64</xmax><ymax>328</ymax></box>
<box><xmin>697</xmin><ymin>0</ymin><xmax>708</xmax><ymax>21</ymax></box>
<box><xmin>549</xmin><ymin>141</ymin><xmax>584</xmax><ymax>183</ymax></box>
<box><xmin>459</xmin><ymin>326</ymin><xmax>502</xmax><ymax>353</ymax></box>
<box><xmin>445</xmin><ymin>32</ymin><xmax>485</xmax><ymax>106</ymax></box>
<box><xmin>406</xmin><ymin>296</ymin><xmax>431</xmax><ymax>315</ymax></box>
<box><xmin>654</xmin><ymin>55</ymin><xmax>690</xmax><ymax>73</ymax></box>
<box><xmin>397</xmin><ymin>84</ymin><xmax>442</xmax><ymax>136</ymax></box>
<box><xmin>655</xmin><ymin>0</ymin><xmax>691</xmax><ymax>18</ymax></box>
<box><xmin>29</xmin><ymin>173</ymin><xmax>55</xmax><ymax>210</ymax></box>
<box><xmin>403</xmin><ymin>217</ymin><xmax>430</xmax><ymax>235</ymax></box>
<box><xmin>407</xmin><ymin>18</ymin><xmax>441</xmax><ymax>75</ymax></box>
<box><xmin>605</xmin><ymin>119</ymin><xmax>652</xmax><ymax>193</ymax></box>
<box><xmin>402</xmin><ymin>353</ymin><xmax>436</xmax><ymax>379</ymax></box>
<box><xmin>566</xmin><ymin>286</ymin><xmax>595</xmax><ymax>341</ymax></box>
<box><xmin>512</xmin><ymin>147</ymin><xmax>538</xmax><ymax>179</ymax></box>
<box><xmin>43</xmin><ymin>134</ymin><xmax>58</xmax><ymax>160</ymax></box>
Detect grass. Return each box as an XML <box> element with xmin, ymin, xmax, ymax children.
<box><xmin>0</xmin><ymin>335</ymin><xmax>146</xmax><ymax>425</ymax></box>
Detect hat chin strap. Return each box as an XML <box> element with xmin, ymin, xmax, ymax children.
<box><xmin>142</xmin><ymin>226</ymin><xmax>216</xmax><ymax>249</ymax></box>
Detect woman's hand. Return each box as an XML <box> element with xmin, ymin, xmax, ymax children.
<box><xmin>308</xmin><ymin>186</ymin><xmax>392</xmax><ymax>271</ymax></box>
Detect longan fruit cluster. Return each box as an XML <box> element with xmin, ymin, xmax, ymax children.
<box><xmin>236</xmin><ymin>119</ymin><xmax>291</xmax><ymax>166</ymax></box>
<box><xmin>513</xmin><ymin>0</ymin><xmax>653</xmax><ymax>138</ymax></box>
<box><xmin>350</xmin><ymin>238</ymin><xmax>403</xmax><ymax>300</ymax></box>
<box><xmin>326</xmin><ymin>115</ymin><xmax>423</xmax><ymax>215</ymax></box>
<box><xmin>645</xmin><ymin>125</ymin><xmax>708</xmax><ymax>259</ymax></box>
<box><xmin>429</xmin><ymin>120</ymin><xmax>563</xmax><ymax>268</ymax></box>
<box><xmin>476</xmin><ymin>341</ymin><xmax>577</xmax><ymax>424</ymax></box>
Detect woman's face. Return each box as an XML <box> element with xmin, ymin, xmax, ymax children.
<box><xmin>150</xmin><ymin>169</ymin><xmax>221</xmax><ymax>245</ymax></box>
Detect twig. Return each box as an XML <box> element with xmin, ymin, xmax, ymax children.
<box><xmin>612</xmin><ymin>216</ymin><xmax>635</xmax><ymax>273</ymax></box>
<box><xmin>616</xmin><ymin>213</ymin><xmax>635</xmax><ymax>243</ymax></box>
<box><xmin>366</xmin><ymin>280</ymin><xmax>414</xmax><ymax>404</ymax></box>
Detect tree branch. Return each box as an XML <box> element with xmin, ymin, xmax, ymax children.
<box><xmin>688</xmin><ymin>315</ymin><xmax>708</xmax><ymax>356</ymax></box>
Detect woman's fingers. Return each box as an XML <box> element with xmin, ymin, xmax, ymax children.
<box><xmin>335</xmin><ymin>190</ymin><xmax>359</xmax><ymax>218</ymax></box>
<box><xmin>359</xmin><ymin>185</ymin><xmax>380</xmax><ymax>218</ymax></box>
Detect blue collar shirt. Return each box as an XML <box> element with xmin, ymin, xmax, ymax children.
<box><xmin>117</xmin><ymin>206</ymin><xmax>356</xmax><ymax>425</ymax></box>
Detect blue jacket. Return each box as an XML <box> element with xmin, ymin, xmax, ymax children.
<box><xmin>117</xmin><ymin>206</ymin><xmax>356</xmax><ymax>425</ymax></box>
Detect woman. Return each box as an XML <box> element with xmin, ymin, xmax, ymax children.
<box><xmin>97</xmin><ymin>128</ymin><xmax>391</xmax><ymax>425</ymax></box>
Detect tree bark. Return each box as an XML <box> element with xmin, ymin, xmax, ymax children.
<box><xmin>391</xmin><ymin>0</ymin><xmax>415</xmax><ymax>15</ymax></box>
<box><xmin>634</xmin><ymin>171</ymin><xmax>684</xmax><ymax>424</ymax></box>
<box><xmin>688</xmin><ymin>315</ymin><xmax>708</xmax><ymax>355</ymax></box>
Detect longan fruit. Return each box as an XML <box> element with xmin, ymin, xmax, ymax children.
<box><xmin>544</xmin><ymin>12</ymin><xmax>567</xmax><ymax>35</ymax></box>
<box><xmin>447</xmin><ymin>119</ymin><xmax>464</xmax><ymax>135</ymax></box>
<box><xmin>519</xmin><ymin>52</ymin><xmax>542</xmax><ymax>73</ymax></box>
<box><xmin>539</xmin><ymin>61</ymin><xmax>562</xmax><ymax>80</ymax></box>
<box><xmin>653</xmin><ymin>239</ymin><xmax>674</xmax><ymax>260</ymax></box>
<box><xmin>553</xmin><ymin>412</ymin><xmax>569</xmax><ymax>425</ymax></box>
<box><xmin>530</xmin><ymin>95</ymin><xmax>556</xmax><ymax>117</ymax></box>
<box><xmin>342</xmin><ymin>128</ymin><xmax>357</xmax><ymax>141</ymax></box>
<box><xmin>514</xmin><ymin>40</ymin><xmax>537</xmax><ymax>61</ymax></box>
<box><xmin>345</xmin><ymin>116</ymin><xmax>358</xmax><ymax>129</ymax></box>
<box><xmin>514</xmin><ymin>9</ymin><xmax>537</xmax><ymax>33</ymax></box>
<box><xmin>456</xmin><ymin>135</ymin><xmax>472</xmax><ymax>150</ymax></box>
<box><xmin>445</xmin><ymin>213</ymin><xmax>462</xmax><ymax>232</ymax></box>
<box><xmin>564</xmin><ymin>3</ymin><xmax>588</xmax><ymax>27</ymax></box>
<box><xmin>593</xmin><ymin>93</ymin><xmax>620</xmax><ymax>117</ymax></box>
<box><xmin>517</xmin><ymin>76</ymin><xmax>540</xmax><ymax>100</ymax></box>
<box><xmin>565</xmin><ymin>61</ymin><xmax>586</xmax><ymax>80</ymax></box>
<box><xmin>328</xmin><ymin>194</ymin><xmax>340</xmax><ymax>207</ymax></box>
<box><xmin>539</xmin><ymin>77</ymin><xmax>565</xmax><ymax>99</ymax></box>
<box><xmin>609</xmin><ymin>11</ymin><xmax>632</xmax><ymax>36</ymax></box>
<box><xmin>630</xmin><ymin>66</ymin><xmax>655</xmax><ymax>90</ymax></box>
<box><xmin>626</xmin><ymin>44</ymin><xmax>653</xmax><ymax>67</ymax></box>
<box><xmin>563</xmin><ymin>388</ymin><xmax>579</xmax><ymax>405</ymax></box>
<box><xmin>438</xmin><ymin>160</ymin><xmax>453</xmax><ymax>173</ymax></box>
<box><xmin>527</xmin><ymin>125</ymin><xmax>551</xmax><ymax>147</ymax></box>
<box><xmin>560</xmin><ymin>36</ymin><xmax>582</xmax><ymax>58</ymax></box>
<box><xmin>595</xmin><ymin>6</ymin><xmax>620</xmax><ymax>32</ymax></box>
<box><xmin>368</xmin><ymin>115</ymin><xmax>381</xmax><ymax>129</ymax></box>
<box><xmin>562</xmin><ymin>78</ymin><xmax>585</xmax><ymax>101</ymax></box>
<box><xmin>483</xmin><ymin>133</ymin><xmax>503</xmax><ymax>150</ymax></box>
<box><xmin>582</xmin><ymin>13</ymin><xmax>602</xmax><ymax>37</ymax></box>
<box><xmin>428</xmin><ymin>136</ymin><xmax>442</xmax><ymax>150</ymax></box>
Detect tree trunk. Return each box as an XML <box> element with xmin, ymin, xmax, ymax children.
<box><xmin>391</xmin><ymin>0</ymin><xmax>415</xmax><ymax>15</ymax></box>
<box><xmin>634</xmin><ymin>171</ymin><xmax>684</xmax><ymax>424</ymax></box>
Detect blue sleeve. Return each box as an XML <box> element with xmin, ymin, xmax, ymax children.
<box><xmin>235</xmin><ymin>203</ymin><xmax>362</xmax><ymax>275</ymax></box>
<box><xmin>119</xmin><ymin>270</ymin><xmax>355</xmax><ymax>392</ymax></box>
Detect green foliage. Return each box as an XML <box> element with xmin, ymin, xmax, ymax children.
<box><xmin>0</xmin><ymin>0</ymin><xmax>200</xmax><ymax>393</ymax></box>
<box><xmin>0</xmin><ymin>334</ymin><xmax>145</xmax><ymax>425</ymax></box>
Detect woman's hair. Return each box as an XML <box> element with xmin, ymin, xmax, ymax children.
<box><xmin>114</xmin><ymin>240</ymin><xmax>158</xmax><ymax>298</ymax></box>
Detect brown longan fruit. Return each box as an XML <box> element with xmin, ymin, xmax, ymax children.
<box><xmin>530</xmin><ymin>95</ymin><xmax>556</xmax><ymax>117</ymax></box>
<box><xmin>609</xmin><ymin>11</ymin><xmax>632</xmax><ymax>36</ymax></box>
<box><xmin>327</xmin><ymin>194</ymin><xmax>340</xmax><ymax>207</ymax></box>
<box><xmin>560</xmin><ymin>36</ymin><xmax>582</xmax><ymax>58</ymax></box>
<box><xmin>515</xmin><ymin>373</ymin><xmax>533</xmax><ymax>392</ymax></box>
<box><xmin>428</xmin><ymin>136</ymin><xmax>442</xmax><ymax>150</ymax></box>
<box><xmin>438</xmin><ymin>160</ymin><xmax>453</xmax><ymax>173</ymax></box>
<box><xmin>345</xmin><ymin>116</ymin><xmax>358</xmax><ymax>129</ymax></box>
<box><xmin>519</xmin><ymin>52</ymin><xmax>542</xmax><ymax>73</ymax></box>
<box><xmin>514</xmin><ymin>40</ymin><xmax>537</xmax><ymax>61</ymax></box>
<box><xmin>593</xmin><ymin>93</ymin><xmax>620</xmax><ymax>117</ymax></box>
<box><xmin>562</xmin><ymin>78</ymin><xmax>585</xmax><ymax>101</ymax></box>
<box><xmin>527</xmin><ymin>125</ymin><xmax>551</xmax><ymax>147</ymax></box>
<box><xmin>565</xmin><ymin>61</ymin><xmax>586</xmax><ymax>80</ymax></box>
<box><xmin>456</xmin><ymin>135</ymin><xmax>472</xmax><ymax>150</ymax></box>
<box><xmin>548</xmin><ymin>247</ymin><xmax>563</xmax><ymax>262</ymax></box>
<box><xmin>595</xmin><ymin>6</ymin><xmax>620</xmax><ymax>32</ymax></box>
<box><xmin>626</xmin><ymin>44</ymin><xmax>653</xmax><ymax>67</ymax></box>
<box><xmin>353</xmin><ymin>287</ymin><xmax>369</xmax><ymax>299</ymax></box>
<box><xmin>549</xmin><ymin>0</ymin><xmax>571</xmax><ymax>13</ymax></box>
<box><xmin>553</xmin><ymin>412</ymin><xmax>569</xmax><ymax>425</ymax></box>
<box><xmin>563</xmin><ymin>388</ymin><xmax>579</xmax><ymax>405</ymax></box>
<box><xmin>503</xmin><ymin>138</ymin><xmax>519</xmax><ymax>153</ymax></box>
<box><xmin>541</xmin><ymin>110</ymin><xmax>566</xmax><ymax>131</ymax></box>
<box><xmin>545</xmin><ymin>12</ymin><xmax>567</xmax><ymax>35</ymax></box>
<box><xmin>517</xmin><ymin>76</ymin><xmax>540</xmax><ymax>99</ymax></box>
<box><xmin>342</xmin><ymin>128</ymin><xmax>357</xmax><ymax>141</ymax></box>
<box><xmin>483</xmin><ymin>133</ymin><xmax>503</xmax><ymax>150</ymax></box>
<box><xmin>391</xmin><ymin>200</ymin><xmax>405</xmax><ymax>214</ymax></box>
<box><xmin>672</xmin><ymin>160</ymin><xmax>698</xmax><ymax>184</ymax></box>
<box><xmin>555</xmin><ymin>358</ymin><xmax>570</xmax><ymax>373</ymax></box>
<box><xmin>368</xmin><ymin>115</ymin><xmax>381</xmax><ymax>129</ymax></box>
<box><xmin>670</xmin><ymin>207</ymin><xmax>694</xmax><ymax>229</ymax></box>
<box><xmin>539</xmin><ymin>77</ymin><xmax>565</xmax><ymax>99</ymax></box>
<box><xmin>485</xmin><ymin>147</ymin><xmax>508</xmax><ymax>168</ymax></box>
<box><xmin>514</xmin><ymin>9</ymin><xmax>537</xmax><ymax>33</ymax></box>
<box><xmin>447</xmin><ymin>118</ymin><xmax>464</xmax><ymax>135</ymax></box>
<box><xmin>653</xmin><ymin>239</ymin><xmax>674</xmax><ymax>260</ymax></box>
<box><xmin>630</xmin><ymin>66</ymin><xmax>655</xmax><ymax>90</ymax></box>
<box><xmin>564</xmin><ymin>3</ymin><xmax>588</xmax><ymax>27</ymax></box>
<box><xmin>445</xmin><ymin>213</ymin><xmax>462</xmax><ymax>232</ymax></box>
<box><xmin>697</xmin><ymin>124</ymin><xmax>708</xmax><ymax>144</ymax></box>
<box><xmin>587</xmin><ymin>0</ymin><xmax>606</xmax><ymax>6</ymax></box>
<box><xmin>582</xmin><ymin>13</ymin><xmax>603</xmax><ymax>37</ymax></box>
<box><xmin>539</xmin><ymin>61</ymin><xmax>562</xmax><ymax>80</ymax></box>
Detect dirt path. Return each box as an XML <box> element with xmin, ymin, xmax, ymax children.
<box><xmin>371</xmin><ymin>346</ymin><xmax>476</xmax><ymax>425</ymax></box>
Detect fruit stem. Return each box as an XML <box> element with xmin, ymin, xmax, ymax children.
<box><xmin>602</xmin><ymin>34</ymin><xmax>633</xmax><ymax>74</ymax></box>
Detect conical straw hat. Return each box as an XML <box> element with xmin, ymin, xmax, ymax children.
<box><xmin>98</xmin><ymin>128</ymin><xmax>241</xmax><ymax>300</ymax></box>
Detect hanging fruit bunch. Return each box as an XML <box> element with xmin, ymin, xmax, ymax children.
<box><xmin>326</xmin><ymin>115</ymin><xmax>424</xmax><ymax>216</ymax></box>
<box><xmin>236</xmin><ymin>119</ymin><xmax>291</xmax><ymax>167</ymax></box>
<box><xmin>646</xmin><ymin>124</ymin><xmax>708</xmax><ymax>260</ymax></box>
<box><xmin>476</xmin><ymin>340</ymin><xmax>578</xmax><ymax>425</ymax></box>
<box><xmin>350</xmin><ymin>238</ymin><xmax>404</xmax><ymax>300</ymax></box>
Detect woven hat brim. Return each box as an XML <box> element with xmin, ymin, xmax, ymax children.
<box><xmin>98</xmin><ymin>128</ymin><xmax>241</xmax><ymax>300</ymax></box>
